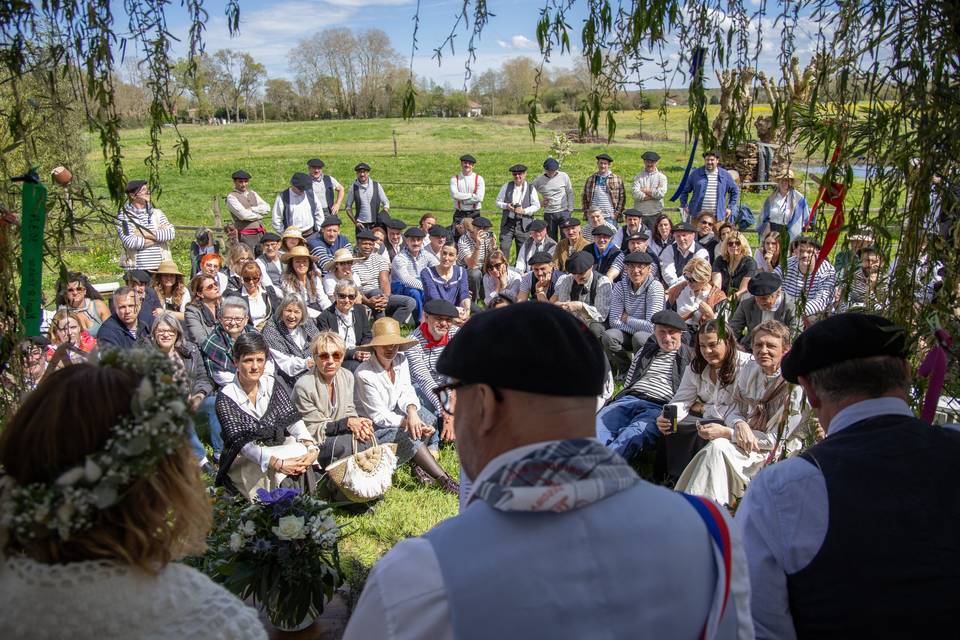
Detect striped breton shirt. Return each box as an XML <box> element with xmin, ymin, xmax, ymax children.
<box><xmin>607</xmin><ymin>276</ymin><xmax>665</xmax><ymax>336</ymax></box>
<box><xmin>353</xmin><ymin>251</ymin><xmax>391</xmax><ymax>292</ymax></box>
<box><xmin>407</xmin><ymin>324</ymin><xmax>460</xmax><ymax>414</ymax></box>
<box><xmin>626</xmin><ymin>349</ymin><xmax>677</xmax><ymax>403</ymax></box>
<box><xmin>456</xmin><ymin>233</ymin><xmax>494</xmax><ymax>268</ymax></box>
<box><xmin>782</xmin><ymin>256</ymin><xmax>836</xmax><ymax>317</ymax></box>
<box><xmin>391</xmin><ymin>249</ymin><xmax>439</xmax><ymax>290</ymax></box>
<box><xmin>700</xmin><ymin>170</ymin><xmax>719</xmax><ymax>217</ymax></box>
<box><xmin>611</xmin><ymin>250</ymin><xmax>661</xmax><ymax>282</ymax></box>
<box><xmin>116</xmin><ymin>204</ymin><xmax>176</xmax><ymax>271</ymax></box>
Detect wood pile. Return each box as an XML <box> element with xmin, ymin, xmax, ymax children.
<box><xmin>728</xmin><ymin>142</ymin><xmax>760</xmax><ymax>186</ymax></box>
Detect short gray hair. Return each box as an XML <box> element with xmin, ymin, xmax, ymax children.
<box><xmin>806</xmin><ymin>355</ymin><xmax>910</xmax><ymax>403</ymax></box>
<box><xmin>219</xmin><ymin>296</ymin><xmax>249</xmax><ymax>318</ymax></box>
<box><xmin>274</xmin><ymin>293</ymin><xmax>308</xmax><ymax>323</ymax></box>
<box><xmin>151</xmin><ymin>312</ymin><xmax>184</xmax><ymax>349</ymax></box>
<box><xmin>111</xmin><ymin>286</ymin><xmax>136</xmax><ymax>311</ymax></box>
<box><xmin>335</xmin><ymin>279</ymin><xmax>357</xmax><ymax>296</ymax></box>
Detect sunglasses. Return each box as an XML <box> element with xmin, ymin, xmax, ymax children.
<box><xmin>203</xmin><ymin>283</ymin><xmax>219</xmax><ymax>291</ymax></box>
<box><xmin>317</xmin><ymin>351</ymin><xmax>343</xmax><ymax>361</ymax></box>
<box><xmin>243</xmin><ymin>277</ymin><xmax>261</xmax><ymax>283</ymax></box>
<box><xmin>66</xmin><ymin>286</ymin><xmax>86</xmax><ymax>293</ymax></box>
<box><xmin>336</xmin><ymin>293</ymin><xmax>356</xmax><ymax>299</ymax></box>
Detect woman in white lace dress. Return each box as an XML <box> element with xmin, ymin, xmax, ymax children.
<box><xmin>0</xmin><ymin>355</ymin><xmax>266</xmax><ymax>639</ymax></box>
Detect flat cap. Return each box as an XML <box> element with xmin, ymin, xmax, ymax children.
<box><xmin>472</xmin><ymin>216</ymin><xmax>492</xmax><ymax>229</ymax></box>
<box><xmin>528</xmin><ymin>251</ymin><xmax>554</xmax><ymax>266</ymax></box>
<box><xmin>386</xmin><ymin>218</ymin><xmax>407</xmax><ymax>230</ymax></box>
<box><xmin>290</xmin><ymin>172</ymin><xmax>312</xmax><ymax>190</ymax></box>
<box><xmin>423</xmin><ymin>299</ymin><xmax>459</xmax><ymax>318</ymax></box>
<box><xmin>261</xmin><ymin>232</ymin><xmax>281</xmax><ymax>243</ymax></box>
<box><xmin>623</xmin><ymin>251</ymin><xmax>654</xmax><ymax>265</ymax></box>
<box><xmin>641</xmin><ymin>151</ymin><xmax>661</xmax><ymax>162</ymax></box>
<box><xmin>591</xmin><ymin>224</ymin><xmax>614</xmax><ymax>237</ymax></box>
<box><xmin>354</xmin><ymin>162</ymin><xmax>371</xmax><ymax>172</ymax></box>
<box><xmin>543</xmin><ymin>158</ymin><xmax>560</xmax><ymax>171</ymax></box>
<box><xmin>748</xmin><ymin>271</ymin><xmax>782</xmax><ymax>296</ymax></box>
<box><xmin>528</xmin><ymin>219</ymin><xmax>547</xmax><ymax>232</ymax></box>
<box><xmin>651</xmin><ymin>309</ymin><xmax>686</xmax><ymax>331</ymax></box>
<box><xmin>124</xmin><ymin>269</ymin><xmax>151</xmax><ymax>284</ymax></box>
<box><xmin>403</xmin><ymin>227</ymin><xmax>426</xmax><ymax>238</ymax></box>
<box><xmin>124</xmin><ymin>179</ymin><xmax>147</xmax><ymax>194</ymax></box>
<box><xmin>781</xmin><ymin>313</ymin><xmax>907</xmax><ymax>384</ymax></box>
<box><xmin>320</xmin><ymin>215</ymin><xmax>342</xmax><ymax>228</ymax></box>
<box><xmin>595</xmin><ymin>153</ymin><xmax>614</xmax><ymax>162</ymax></box>
<box><xmin>559</xmin><ymin>217</ymin><xmax>581</xmax><ymax>229</ymax></box>
<box><xmin>565</xmin><ymin>251</ymin><xmax>594</xmax><ymax>274</ymax></box>
<box><xmin>626</xmin><ymin>231</ymin><xmax>650</xmax><ymax>242</ymax></box>
<box><xmin>355</xmin><ymin>229</ymin><xmax>377</xmax><ymax>241</ymax></box>
<box><xmin>509</xmin><ymin>163</ymin><xmax>528</xmax><ymax>173</ymax></box>
<box><xmin>232</xmin><ymin>170</ymin><xmax>251</xmax><ymax>180</ymax></box>
<box><xmin>436</xmin><ymin>302</ymin><xmax>605</xmax><ymax>396</ymax></box>
<box><xmin>623</xmin><ymin>208</ymin><xmax>644</xmax><ymax>218</ymax></box>
<box><xmin>428</xmin><ymin>225</ymin><xmax>451</xmax><ymax>238</ymax></box>
<box><xmin>460</xmin><ymin>154</ymin><xmax>477</xmax><ymax>164</ymax></box>
<box><xmin>307</xmin><ymin>158</ymin><xmax>325</xmax><ymax>168</ymax></box>
<box><xmin>672</xmin><ymin>222</ymin><xmax>696</xmax><ymax>233</ymax></box>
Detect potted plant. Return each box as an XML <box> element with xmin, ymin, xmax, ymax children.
<box><xmin>207</xmin><ymin>487</ymin><xmax>344</xmax><ymax>631</ymax></box>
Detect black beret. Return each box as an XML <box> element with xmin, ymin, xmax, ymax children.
<box><xmin>591</xmin><ymin>224</ymin><xmax>614</xmax><ymax>237</ymax></box>
<box><xmin>491</xmin><ymin>290</ymin><xmax>517</xmax><ymax>304</ymax></box>
<box><xmin>528</xmin><ymin>219</ymin><xmax>547</xmax><ymax>232</ymax></box>
<box><xmin>472</xmin><ymin>216</ymin><xmax>492</xmax><ymax>229</ymax></box>
<box><xmin>428</xmin><ymin>225</ymin><xmax>451</xmax><ymax>238</ymax></box>
<box><xmin>672</xmin><ymin>222</ymin><xmax>696</xmax><ymax>233</ymax></box>
<box><xmin>307</xmin><ymin>158</ymin><xmax>325</xmax><ymax>168</ymax></box>
<box><xmin>356</xmin><ymin>229</ymin><xmax>377</xmax><ymax>241</ymax></box>
<box><xmin>232</xmin><ymin>170</ymin><xmax>251</xmax><ymax>180</ymax></box>
<box><xmin>290</xmin><ymin>172</ymin><xmax>312</xmax><ymax>190</ymax></box>
<box><xmin>124</xmin><ymin>179</ymin><xmax>147</xmax><ymax>194</ymax></box>
<box><xmin>595</xmin><ymin>153</ymin><xmax>613</xmax><ymax>162</ymax></box>
<box><xmin>509</xmin><ymin>163</ymin><xmax>528</xmax><ymax>173</ymax></box>
<box><xmin>543</xmin><ymin>158</ymin><xmax>560</xmax><ymax>171</ymax></box>
<box><xmin>641</xmin><ymin>151</ymin><xmax>661</xmax><ymax>162</ymax></box>
<box><xmin>559</xmin><ymin>217</ymin><xmax>581</xmax><ymax>229</ymax></box>
<box><xmin>460</xmin><ymin>154</ymin><xmax>477</xmax><ymax>164</ymax></box>
<box><xmin>436</xmin><ymin>302</ymin><xmax>604</xmax><ymax>396</ymax></box>
<box><xmin>626</xmin><ymin>231</ymin><xmax>650</xmax><ymax>242</ymax></box>
<box><xmin>623</xmin><ymin>251</ymin><xmax>654</xmax><ymax>265</ymax></box>
<box><xmin>748</xmin><ymin>271</ymin><xmax>782</xmax><ymax>296</ymax></box>
<box><xmin>423</xmin><ymin>298</ymin><xmax>459</xmax><ymax>318</ymax></box>
<box><xmin>565</xmin><ymin>251</ymin><xmax>594</xmax><ymax>274</ymax></box>
<box><xmin>623</xmin><ymin>208</ymin><xmax>644</xmax><ymax>218</ymax></box>
<box><xmin>320</xmin><ymin>215</ymin><xmax>342</xmax><ymax>228</ymax></box>
<box><xmin>124</xmin><ymin>269</ymin><xmax>151</xmax><ymax>284</ymax></box>
<box><xmin>403</xmin><ymin>227</ymin><xmax>426</xmax><ymax>238</ymax></box>
<box><xmin>781</xmin><ymin>313</ymin><xmax>907</xmax><ymax>384</ymax></box>
<box><xmin>261</xmin><ymin>232</ymin><xmax>281</xmax><ymax>243</ymax></box>
<box><xmin>651</xmin><ymin>310</ymin><xmax>686</xmax><ymax>331</ymax></box>
<box><xmin>528</xmin><ymin>251</ymin><xmax>554</xmax><ymax>266</ymax></box>
<box><xmin>354</xmin><ymin>162</ymin><xmax>371</xmax><ymax>172</ymax></box>
<box><xmin>386</xmin><ymin>218</ymin><xmax>407</xmax><ymax>230</ymax></box>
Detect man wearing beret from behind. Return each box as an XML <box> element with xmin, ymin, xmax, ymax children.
<box><xmin>736</xmin><ymin>313</ymin><xmax>960</xmax><ymax>640</ymax></box>
<box><xmin>344</xmin><ymin>302</ymin><xmax>752</xmax><ymax>640</ymax></box>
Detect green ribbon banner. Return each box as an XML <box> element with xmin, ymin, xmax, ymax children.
<box><xmin>19</xmin><ymin>179</ymin><xmax>47</xmax><ymax>336</ymax></box>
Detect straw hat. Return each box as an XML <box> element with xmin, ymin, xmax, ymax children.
<box><xmin>323</xmin><ymin>247</ymin><xmax>363</xmax><ymax>272</ymax></box>
<box><xmin>280</xmin><ymin>245</ymin><xmax>319</xmax><ymax>263</ymax></box>
<box><xmin>777</xmin><ymin>168</ymin><xmax>796</xmax><ymax>182</ymax></box>
<box><xmin>154</xmin><ymin>260</ymin><xmax>183</xmax><ymax>276</ymax></box>
<box><xmin>280</xmin><ymin>226</ymin><xmax>306</xmax><ymax>243</ymax></box>
<box><xmin>358</xmin><ymin>317</ymin><xmax>417</xmax><ymax>351</ymax></box>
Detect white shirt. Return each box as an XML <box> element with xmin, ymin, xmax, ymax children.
<box><xmin>270</xmin><ymin>327</ymin><xmax>311</xmax><ymax>379</ymax></box>
<box><xmin>226</xmin><ymin>190</ymin><xmax>269</xmax><ymax>222</ymax></box>
<box><xmin>495</xmin><ymin>181</ymin><xmax>541</xmax><ymax>215</ymax></box>
<box><xmin>354</xmin><ymin>352</ymin><xmax>421</xmax><ymax>428</ymax></box>
<box><xmin>335</xmin><ymin>309</ymin><xmax>357</xmax><ymax>349</ymax></box>
<box><xmin>311</xmin><ymin>174</ymin><xmax>343</xmax><ymax>210</ymax></box>
<box><xmin>450</xmin><ymin>172</ymin><xmax>485</xmax><ymax>210</ymax></box>
<box><xmin>271</xmin><ymin>189</ymin><xmax>320</xmax><ymax>234</ymax></box>
<box><xmin>240</xmin><ymin>287</ymin><xmax>269</xmax><ymax>328</ymax></box>
<box><xmin>221</xmin><ymin>373</ymin><xmax>312</xmax><ymax>471</ymax></box>
<box><xmin>659</xmin><ymin>243</ymin><xmax>711</xmax><ymax>288</ymax></box>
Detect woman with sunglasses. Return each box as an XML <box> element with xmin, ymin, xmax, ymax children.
<box><xmin>293</xmin><ymin>331</ymin><xmax>457</xmax><ymax>494</ymax></box>
<box><xmin>262</xmin><ymin>293</ymin><xmax>319</xmax><ymax>386</ymax></box>
<box><xmin>183</xmin><ymin>274</ymin><xmax>221</xmax><ymax>346</ymax></box>
<box><xmin>481</xmin><ymin>249</ymin><xmax>521</xmax><ymax>306</ymax></box>
<box><xmin>56</xmin><ymin>272</ymin><xmax>111</xmax><ymax>337</ymax></box>
<box><xmin>316</xmin><ymin>280</ymin><xmax>372</xmax><ymax>372</ymax></box>
<box><xmin>230</xmin><ymin>261</ymin><xmax>280</xmax><ymax>330</ymax></box>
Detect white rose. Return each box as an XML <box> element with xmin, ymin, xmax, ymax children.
<box><xmin>229</xmin><ymin>532</ymin><xmax>243</xmax><ymax>552</ymax></box>
<box><xmin>242</xmin><ymin>520</ymin><xmax>256</xmax><ymax>536</ymax></box>
<box><xmin>136</xmin><ymin>378</ymin><xmax>154</xmax><ymax>405</ymax></box>
<box><xmin>56</xmin><ymin>466</ymin><xmax>85</xmax><ymax>487</ymax></box>
<box><xmin>84</xmin><ymin>459</ymin><xmax>103</xmax><ymax>483</ymax></box>
<box><xmin>272</xmin><ymin>515</ymin><xmax>306</xmax><ymax>541</ymax></box>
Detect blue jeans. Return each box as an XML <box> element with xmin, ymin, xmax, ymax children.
<box><xmin>392</xmin><ymin>281</ymin><xmax>425</xmax><ymax>324</ymax></box>
<box><xmin>202</xmin><ymin>394</ymin><xmax>224</xmax><ymax>459</ymax></box>
<box><xmin>595</xmin><ymin>396</ymin><xmax>664</xmax><ymax>459</ymax></box>
<box><xmin>416</xmin><ymin>387</ymin><xmax>441</xmax><ymax>449</ymax></box>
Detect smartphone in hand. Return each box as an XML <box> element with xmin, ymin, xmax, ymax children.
<box><xmin>661</xmin><ymin>404</ymin><xmax>678</xmax><ymax>433</ymax></box>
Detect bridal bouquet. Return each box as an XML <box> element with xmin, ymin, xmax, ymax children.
<box><xmin>208</xmin><ymin>488</ymin><xmax>343</xmax><ymax>630</ymax></box>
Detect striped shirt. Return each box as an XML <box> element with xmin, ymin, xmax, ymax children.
<box><xmin>554</xmin><ymin>272</ymin><xmax>612</xmax><ymax>323</ymax></box>
<box><xmin>392</xmin><ymin>249</ymin><xmax>439</xmax><ymax>290</ymax></box>
<box><xmin>782</xmin><ymin>256</ymin><xmax>836</xmax><ymax>317</ymax></box>
<box><xmin>627</xmin><ymin>350</ymin><xmax>677</xmax><ymax>403</ymax></box>
<box><xmin>407</xmin><ymin>325</ymin><xmax>460</xmax><ymax>414</ymax></box>
<box><xmin>590</xmin><ymin>178</ymin><xmax>615</xmax><ymax>218</ymax></box>
<box><xmin>457</xmin><ymin>234</ymin><xmax>494</xmax><ymax>268</ymax></box>
<box><xmin>354</xmin><ymin>251</ymin><xmax>391</xmax><ymax>292</ymax></box>
<box><xmin>612</xmin><ymin>250</ymin><xmax>661</xmax><ymax>282</ymax></box>
<box><xmin>700</xmin><ymin>170</ymin><xmax>719</xmax><ymax>216</ymax></box>
<box><xmin>608</xmin><ymin>276</ymin><xmax>664</xmax><ymax>335</ymax></box>
<box><xmin>116</xmin><ymin>204</ymin><xmax>176</xmax><ymax>271</ymax></box>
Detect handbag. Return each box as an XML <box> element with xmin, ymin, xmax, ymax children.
<box><xmin>324</xmin><ymin>433</ymin><xmax>398</xmax><ymax>503</ymax></box>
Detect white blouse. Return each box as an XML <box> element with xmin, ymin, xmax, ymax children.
<box><xmin>667</xmin><ymin>350</ymin><xmax>752</xmax><ymax>422</ymax></box>
<box><xmin>354</xmin><ymin>352</ymin><xmax>420</xmax><ymax>428</ymax></box>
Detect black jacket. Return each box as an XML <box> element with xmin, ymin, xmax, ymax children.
<box><xmin>98</xmin><ymin>314</ymin><xmax>150</xmax><ymax>350</ymax></box>
<box><xmin>315</xmin><ymin>305</ymin><xmax>373</xmax><ymax>359</ymax></box>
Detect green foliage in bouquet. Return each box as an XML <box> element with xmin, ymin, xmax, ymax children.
<box><xmin>202</xmin><ymin>487</ymin><xmax>344</xmax><ymax>629</ymax></box>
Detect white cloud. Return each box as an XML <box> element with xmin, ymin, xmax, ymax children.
<box><xmin>496</xmin><ymin>34</ymin><xmax>537</xmax><ymax>50</ymax></box>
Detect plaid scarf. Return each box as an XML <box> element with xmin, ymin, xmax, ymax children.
<box><xmin>469</xmin><ymin>439</ymin><xmax>638</xmax><ymax>512</ymax></box>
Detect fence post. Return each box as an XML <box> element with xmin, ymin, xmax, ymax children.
<box><xmin>392</xmin><ymin>129</ymin><xmax>398</xmax><ymax>158</ymax></box>
<box><xmin>212</xmin><ymin>197</ymin><xmax>222</xmax><ymax>228</ymax></box>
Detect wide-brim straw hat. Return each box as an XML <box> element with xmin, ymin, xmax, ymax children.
<box><xmin>777</xmin><ymin>168</ymin><xmax>796</xmax><ymax>182</ymax></box>
<box><xmin>358</xmin><ymin>317</ymin><xmax>417</xmax><ymax>351</ymax></box>
<box><xmin>281</xmin><ymin>226</ymin><xmax>306</xmax><ymax>243</ymax></box>
<box><xmin>323</xmin><ymin>247</ymin><xmax>363</xmax><ymax>272</ymax></box>
<box><xmin>280</xmin><ymin>245</ymin><xmax>319</xmax><ymax>263</ymax></box>
<box><xmin>153</xmin><ymin>259</ymin><xmax>183</xmax><ymax>276</ymax></box>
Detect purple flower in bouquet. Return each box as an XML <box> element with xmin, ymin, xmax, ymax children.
<box><xmin>252</xmin><ymin>538</ymin><xmax>274</xmax><ymax>554</ymax></box>
<box><xmin>255</xmin><ymin>487</ymin><xmax>300</xmax><ymax>505</ymax></box>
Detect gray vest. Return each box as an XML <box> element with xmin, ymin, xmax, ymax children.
<box><xmin>502</xmin><ymin>181</ymin><xmax>533</xmax><ymax>219</ymax></box>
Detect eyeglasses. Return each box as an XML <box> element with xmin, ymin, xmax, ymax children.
<box><xmin>66</xmin><ymin>286</ymin><xmax>85</xmax><ymax>293</ymax></box>
<box><xmin>336</xmin><ymin>293</ymin><xmax>356</xmax><ymax>300</ymax></box>
<box><xmin>243</xmin><ymin>277</ymin><xmax>261</xmax><ymax>283</ymax></box>
<box><xmin>316</xmin><ymin>351</ymin><xmax>343</xmax><ymax>361</ymax></box>
<box><xmin>154</xmin><ymin>329</ymin><xmax>177</xmax><ymax>337</ymax></box>
<box><xmin>432</xmin><ymin>381</ymin><xmax>502</xmax><ymax>415</ymax></box>
<box><xmin>203</xmin><ymin>283</ymin><xmax>219</xmax><ymax>291</ymax></box>
<box><xmin>221</xmin><ymin>316</ymin><xmax>247</xmax><ymax>325</ymax></box>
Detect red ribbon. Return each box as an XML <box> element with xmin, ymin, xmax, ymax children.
<box><xmin>918</xmin><ymin>329</ymin><xmax>953</xmax><ymax>423</ymax></box>
<box><xmin>809</xmin><ymin>146</ymin><xmax>847</xmax><ymax>290</ymax></box>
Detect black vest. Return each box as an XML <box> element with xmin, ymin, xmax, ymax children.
<box><xmin>670</xmin><ymin>241</ymin><xmax>702</xmax><ymax>282</ymax></box>
<box><xmin>280</xmin><ymin>188</ymin><xmax>317</xmax><ymax>229</ymax></box>
<box><xmin>314</xmin><ymin>175</ymin><xmax>335</xmax><ymax>213</ymax></box>
<box><xmin>353</xmin><ymin>180</ymin><xmax>382</xmax><ymax>223</ymax></box>
<box><xmin>569</xmin><ymin>271</ymin><xmax>600</xmax><ymax>306</ymax></box>
<box><xmin>787</xmin><ymin>414</ymin><xmax>960</xmax><ymax>639</ymax></box>
<box><xmin>502</xmin><ymin>181</ymin><xmax>533</xmax><ymax>218</ymax></box>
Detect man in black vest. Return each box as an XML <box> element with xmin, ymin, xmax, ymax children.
<box><xmin>271</xmin><ymin>172</ymin><xmax>321</xmax><ymax>238</ymax></box>
<box><xmin>307</xmin><ymin>158</ymin><xmax>345</xmax><ymax>217</ymax></box>
<box><xmin>344</xmin><ymin>162</ymin><xmax>390</xmax><ymax>233</ymax></box>
<box><xmin>495</xmin><ymin>164</ymin><xmax>541</xmax><ymax>256</ymax></box>
<box><xmin>737</xmin><ymin>313</ymin><xmax>960</xmax><ymax>639</ymax></box>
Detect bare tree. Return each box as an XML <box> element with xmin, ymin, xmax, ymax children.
<box><xmin>211</xmin><ymin>49</ymin><xmax>266</xmax><ymax>122</ymax></box>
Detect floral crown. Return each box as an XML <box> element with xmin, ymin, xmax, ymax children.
<box><xmin>0</xmin><ymin>348</ymin><xmax>193</xmax><ymax>543</ymax></box>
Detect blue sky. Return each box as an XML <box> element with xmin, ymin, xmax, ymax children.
<box><xmin>137</xmin><ymin>0</ymin><xmax>830</xmax><ymax>89</ymax></box>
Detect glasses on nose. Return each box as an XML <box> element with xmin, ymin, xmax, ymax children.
<box><xmin>336</xmin><ymin>293</ymin><xmax>356</xmax><ymax>300</ymax></box>
<box><xmin>154</xmin><ymin>329</ymin><xmax>176</xmax><ymax>337</ymax></box>
<box><xmin>243</xmin><ymin>277</ymin><xmax>260</xmax><ymax>283</ymax></box>
<box><xmin>433</xmin><ymin>381</ymin><xmax>502</xmax><ymax>415</ymax></box>
<box><xmin>203</xmin><ymin>283</ymin><xmax>219</xmax><ymax>291</ymax></box>
<box><xmin>317</xmin><ymin>351</ymin><xmax>343</xmax><ymax>362</ymax></box>
<box><xmin>221</xmin><ymin>316</ymin><xmax>246</xmax><ymax>325</ymax></box>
